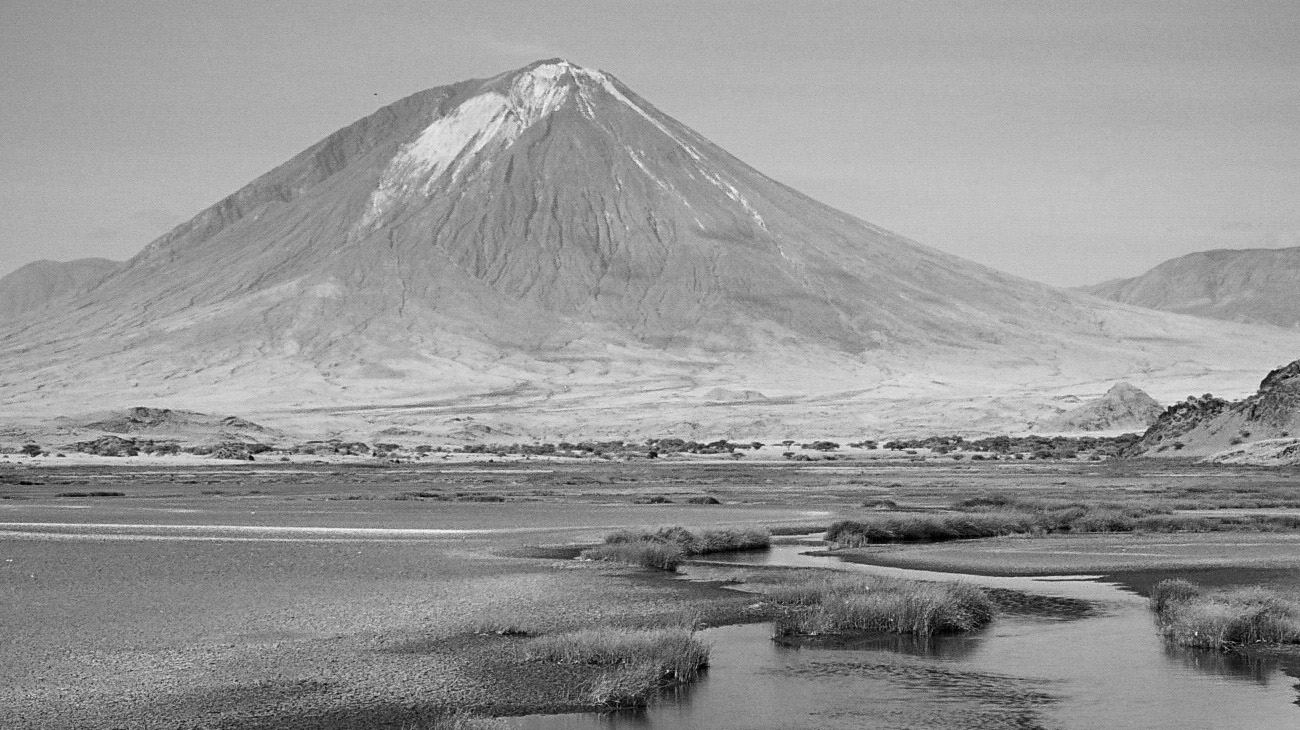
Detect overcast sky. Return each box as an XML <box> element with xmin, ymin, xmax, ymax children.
<box><xmin>2</xmin><ymin>0</ymin><xmax>1297</xmax><ymax>286</ymax></box>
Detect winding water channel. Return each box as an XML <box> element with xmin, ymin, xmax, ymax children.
<box><xmin>512</xmin><ymin>542</ymin><xmax>1300</xmax><ymax>730</ymax></box>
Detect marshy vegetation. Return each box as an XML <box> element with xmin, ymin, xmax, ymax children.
<box><xmin>1149</xmin><ymin>579</ymin><xmax>1300</xmax><ymax>651</ymax></box>
<box><xmin>581</xmin><ymin>526</ymin><xmax>771</xmax><ymax>570</ymax></box>
<box><xmin>827</xmin><ymin>491</ymin><xmax>1300</xmax><ymax>547</ymax></box>
<box><xmin>524</xmin><ymin>627</ymin><xmax>710</xmax><ymax>707</ymax></box>
<box><xmin>761</xmin><ymin>574</ymin><xmax>994</xmax><ymax>637</ymax></box>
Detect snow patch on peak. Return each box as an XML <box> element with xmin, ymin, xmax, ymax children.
<box><xmin>508</xmin><ymin>63</ymin><xmax>573</xmax><ymax>124</ymax></box>
<box><xmin>359</xmin><ymin>69</ymin><xmax>578</xmax><ymax>230</ymax></box>
<box><xmin>403</xmin><ymin>93</ymin><xmax>513</xmax><ymax>181</ymax></box>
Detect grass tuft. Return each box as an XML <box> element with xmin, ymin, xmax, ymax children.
<box><xmin>526</xmin><ymin>627</ymin><xmax>709</xmax><ymax>707</ymax></box>
<box><xmin>763</xmin><ymin>575</ymin><xmax>993</xmax><ymax>637</ymax></box>
<box><xmin>581</xmin><ymin>526</ymin><xmax>770</xmax><ymax>570</ymax></box>
<box><xmin>581</xmin><ymin>541</ymin><xmax>684</xmax><ymax>570</ymax></box>
<box><xmin>585</xmin><ymin>662</ymin><xmax>664</xmax><ymax>707</ymax></box>
<box><xmin>1149</xmin><ymin>579</ymin><xmax>1300</xmax><ymax>650</ymax></box>
<box><xmin>1149</xmin><ymin>578</ymin><xmax>1201</xmax><ymax>614</ymax></box>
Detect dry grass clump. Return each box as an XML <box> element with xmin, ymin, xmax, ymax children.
<box><xmin>470</xmin><ymin>616</ymin><xmax>536</xmax><ymax>637</ymax></box>
<box><xmin>584</xmin><ymin>662</ymin><xmax>667</xmax><ymax>707</ymax></box>
<box><xmin>1149</xmin><ymin>578</ymin><xmax>1201</xmax><ymax>614</ymax></box>
<box><xmin>581</xmin><ymin>541</ymin><xmax>685</xmax><ymax>570</ymax></box>
<box><xmin>581</xmin><ymin>526</ymin><xmax>770</xmax><ymax>570</ymax></box>
<box><xmin>764</xmin><ymin>575</ymin><xmax>993</xmax><ymax>637</ymax></box>
<box><xmin>826</xmin><ymin>513</ymin><xmax>1039</xmax><ymax>546</ymax></box>
<box><xmin>525</xmin><ymin>627</ymin><xmax>709</xmax><ymax>707</ymax></box>
<box><xmin>1150</xmin><ymin>579</ymin><xmax>1300</xmax><ymax>650</ymax></box>
<box><xmin>1166</xmin><ymin>483</ymin><xmax>1300</xmax><ymax>510</ymax></box>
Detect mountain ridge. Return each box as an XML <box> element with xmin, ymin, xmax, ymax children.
<box><xmin>1078</xmin><ymin>246</ymin><xmax>1300</xmax><ymax>329</ymax></box>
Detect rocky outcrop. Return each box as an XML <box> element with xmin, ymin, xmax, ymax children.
<box><xmin>81</xmin><ymin>407</ymin><xmax>267</xmax><ymax>436</ymax></box>
<box><xmin>1244</xmin><ymin>360</ymin><xmax>1300</xmax><ymax>427</ymax></box>
<box><xmin>67</xmin><ymin>435</ymin><xmax>178</xmax><ymax>456</ymax></box>
<box><xmin>1131</xmin><ymin>359</ymin><xmax>1300</xmax><ymax>457</ymax></box>
<box><xmin>1035</xmin><ymin>382</ymin><xmax>1163</xmax><ymax>432</ymax></box>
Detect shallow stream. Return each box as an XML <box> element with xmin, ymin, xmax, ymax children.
<box><xmin>511</xmin><ymin>543</ymin><xmax>1300</xmax><ymax>729</ymax></box>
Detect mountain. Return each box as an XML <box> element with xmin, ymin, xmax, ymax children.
<box><xmin>0</xmin><ymin>258</ymin><xmax>120</xmax><ymax>319</ymax></box>
<box><xmin>1079</xmin><ymin>247</ymin><xmax>1300</xmax><ymax>329</ymax></box>
<box><xmin>1133</xmin><ymin>359</ymin><xmax>1300</xmax><ymax>459</ymax></box>
<box><xmin>2</xmin><ymin>59</ymin><xmax>1299</xmax><ymax>439</ymax></box>
<box><xmin>1034</xmin><ymin>382</ymin><xmax>1164</xmax><ymax>433</ymax></box>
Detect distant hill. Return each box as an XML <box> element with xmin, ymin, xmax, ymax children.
<box><xmin>0</xmin><ymin>258</ymin><xmax>119</xmax><ymax>319</ymax></box>
<box><xmin>1034</xmin><ymin>382</ymin><xmax>1163</xmax><ymax>432</ymax></box>
<box><xmin>1133</xmin><ymin>359</ymin><xmax>1300</xmax><ymax>458</ymax></box>
<box><xmin>1078</xmin><ymin>247</ymin><xmax>1300</xmax><ymax>328</ymax></box>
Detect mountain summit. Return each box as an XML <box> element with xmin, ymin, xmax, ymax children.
<box><xmin>2</xmin><ymin>60</ymin><xmax>1298</xmax><ymax>438</ymax></box>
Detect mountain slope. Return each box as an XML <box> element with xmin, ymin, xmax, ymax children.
<box><xmin>0</xmin><ymin>258</ymin><xmax>119</xmax><ymax>320</ymax></box>
<box><xmin>1079</xmin><ymin>247</ymin><xmax>1300</xmax><ymax>328</ymax></box>
<box><xmin>2</xmin><ymin>59</ymin><xmax>1299</xmax><ymax>438</ymax></box>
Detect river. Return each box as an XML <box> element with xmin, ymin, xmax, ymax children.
<box><xmin>510</xmin><ymin>541</ymin><xmax>1300</xmax><ymax>729</ymax></box>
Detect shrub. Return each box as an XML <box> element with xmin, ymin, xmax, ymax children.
<box><xmin>632</xmin><ymin>495</ymin><xmax>673</xmax><ymax>504</ymax></box>
<box><xmin>685</xmin><ymin>495</ymin><xmax>722</xmax><ymax>505</ymax></box>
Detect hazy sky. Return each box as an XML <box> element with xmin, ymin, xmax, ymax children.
<box><xmin>2</xmin><ymin>0</ymin><xmax>1297</xmax><ymax>286</ymax></box>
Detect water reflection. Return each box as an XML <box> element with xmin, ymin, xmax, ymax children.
<box><xmin>1162</xmin><ymin>642</ymin><xmax>1280</xmax><ymax>684</ymax></box>
<box><xmin>775</xmin><ymin>628</ymin><xmax>983</xmax><ymax>661</ymax></box>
